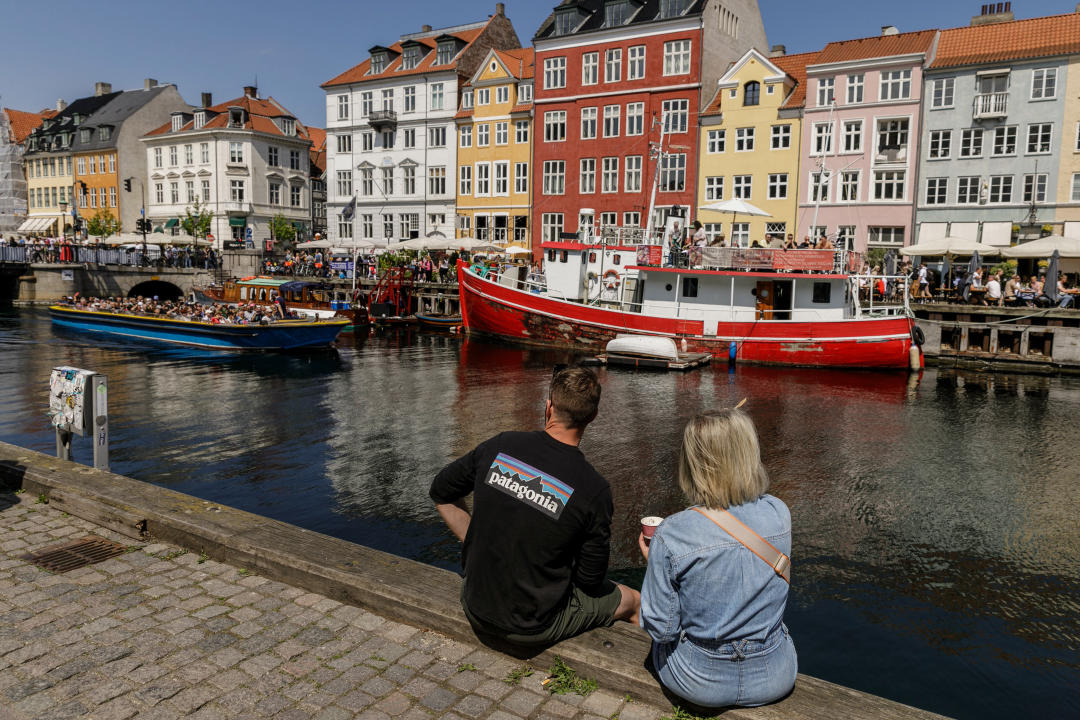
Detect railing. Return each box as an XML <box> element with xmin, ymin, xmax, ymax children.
<box><xmin>850</xmin><ymin>273</ymin><xmax>912</xmax><ymax>318</ymax></box>
<box><xmin>368</xmin><ymin>110</ymin><xmax>398</xmax><ymax>128</ymax></box>
<box><xmin>0</xmin><ymin>246</ymin><xmax>28</xmax><ymax>263</ymax></box>
<box><xmin>973</xmin><ymin>92</ymin><xmax>1008</xmax><ymax>119</ymax></box>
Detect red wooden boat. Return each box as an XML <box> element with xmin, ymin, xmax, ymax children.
<box><xmin>457</xmin><ymin>244</ymin><xmax>920</xmax><ymax>370</ymax></box>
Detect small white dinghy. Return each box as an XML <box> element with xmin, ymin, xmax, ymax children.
<box><xmin>605</xmin><ymin>334</ymin><xmax>680</xmax><ymax>361</ymax></box>
<box><xmin>591</xmin><ymin>334</ymin><xmax>711</xmax><ymax>371</ymax></box>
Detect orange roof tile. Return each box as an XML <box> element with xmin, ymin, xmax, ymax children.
<box><xmin>4</xmin><ymin>108</ymin><xmax>57</xmax><ymax>144</ymax></box>
<box><xmin>700</xmin><ymin>50</ymin><xmax>820</xmax><ymax>116</ymax></box>
<box><xmin>454</xmin><ymin>108</ymin><xmax>475</xmax><ymax>120</ymax></box>
<box><xmin>322</xmin><ymin>24</ymin><xmax>487</xmax><ymax>88</ymax></box>
<box><xmin>493</xmin><ymin>48</ymin><xmax>535</xmax><ymax>80</ymax></box>
<box><xmin>307</xmin><ymin>127</ymin><xmax>327</xmax><ymax>174</ymax></box>
<box><xmin>144</xmin><ymin>95</ymin><xmax>313</xmax><ymax>144</ymax></box>
<box><xmin>930</xmin><ymin>13</ymin><xmax>1080</xmax><ymax>69</ymax></box>
<box><xmin>813</xmin><ymin>29</ymin><xmax>936</xmax><ymax>65</ymax></box>
<box><xmin>509</xmin><ymin>103</ymin><xmax>533</xmax><ymax>114</ymax></box>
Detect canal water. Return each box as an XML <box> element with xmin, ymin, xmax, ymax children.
<box><xmin>1</xmin><ymin>307</ymin><xmax>1078</xmax><ymax>719</ymax></box>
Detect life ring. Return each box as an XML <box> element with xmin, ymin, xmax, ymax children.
<box><xmin>911</xmin><ymin>325</ymin><xmax>925</xmax><ymax>346</ymax></box>
<box><xmin>603</xmin><ymin>269</ymin><xmax>621</xmax><ymax>292</ymax></box>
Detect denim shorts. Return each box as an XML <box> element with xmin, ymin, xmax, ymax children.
<box><xmin>463</xmin><ymin>580</ymin><xmax>621</xmax><ymax>646</ymax></box>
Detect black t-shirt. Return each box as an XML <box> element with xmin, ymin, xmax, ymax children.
<box><xmin>429</xmin><ymin>430</ymin><xmax>613</xmax><ymax>635</ymax></box>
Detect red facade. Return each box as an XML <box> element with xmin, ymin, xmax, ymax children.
<box><xmin>531</xmin><ymin>24</ymin><xmax>703</xmax><ymax>251</ymax></box>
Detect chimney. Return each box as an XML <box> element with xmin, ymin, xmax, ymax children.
<box><xmin>201</xmin><ymin>92</ymin><xmax>213</xmax><ymax>108</ymax></box>
<box><xmin>143</xmin><ymin>78</ymin><xmax>158</xmax><ymax>90</ymax></box>
<box><xmin>422</xmin><ymin>24</ymin><xmax>432</xmax><ymax>32</ymax></box>
<box><xmin>56</xmin><ymin>99</ymin><xmax>67</xmax><ymax>112</ymax></box>
<box><xmin>94</xmin><ymin>82</ymin><xmax>112</xmax><ymax>96</ymax></box>
<box><xmin>881</xmin><ymin>25</ymin><xmax>899</xmax><ymax>36</ymax></box>
<box><xmin>243</xmin><ymin>85</ymin><xmax>257</xmax><ymax>99</ymax></box>
<box><xmin>769</xmin><ymin>44</ymin><xmax>787</xmax><ymax>58</ymax></box>
<box><xmin>495</xmin><ymin>2</ymin><xmax>505</xmax><ymax>15</ymax></box>
<box><xmin>972</xmin><ymin>2</ymin><xmax>1014</xmax><ymax>25</ymax></box>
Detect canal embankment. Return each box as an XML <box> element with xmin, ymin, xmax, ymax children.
<box><xmin>0</xmin><ymin>440</ymin><xmax>946</xmax><ymax>719</ymax></box>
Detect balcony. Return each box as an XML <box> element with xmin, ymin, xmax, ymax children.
<box><xmin>368</xmin><ymin>110</ymin><xmax>398</xmax><ymax>131</ymax></box>
<box><xmin>223</xmin><ymin>202</ymin><xmax>253</xmax><ymax>215</ymax></box>
<box><xmin>973</xmin><ymin>92</ymin><xmax>1008</xmax><ymax>120</ymax></box>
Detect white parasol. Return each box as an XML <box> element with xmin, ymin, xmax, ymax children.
<box><xmin>1002</xmin><ymin>235</ymin><xmax>1080</xmax><ymax>258</ymax></box>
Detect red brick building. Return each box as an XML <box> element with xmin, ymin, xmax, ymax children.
<box><xmin>530</xmin><ymin>0</ymin><xmax>765</xmax><ymax>249</ymax></box>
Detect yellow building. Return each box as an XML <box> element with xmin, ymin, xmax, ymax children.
<box><xmin>696</xmin><ymin>49</ymin><xmax>815</xmax><ymax>246</ymax></box>
<box><xmin>454</xmin><ymin>48</ymin><xmax>534</xmax><ymax>247</ymax></box>
<box><xmin>74</xmin><ymin>147</ymin><xmax>119</xmax><ymax>225</ymax></box>
<box><xmin>24</xmin><ymin>144</ymin><xmax>75</xmax><ymax>237</ymax></box>
<box><xmin>1057</xmin><ymin>53</ymin><xmax>1080</xmax><ymax>233</ymax></box>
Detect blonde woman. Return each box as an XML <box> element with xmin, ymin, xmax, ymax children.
<box><xmin>639</xmin><ymin>410</ymin><xmax>797</xmax><ymax>708</ymax></box>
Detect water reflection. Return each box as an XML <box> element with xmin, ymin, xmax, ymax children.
<box><xmin>1</xmin><ymin>309</ymin><xmax>1079</xmax><ymax>718</ymax></box>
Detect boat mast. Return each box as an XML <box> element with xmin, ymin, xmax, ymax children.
<box><xmin>807</xmin><ymin>102</ymin><xmax>836</xmax><ymax>244</ymax></box>
<box><xmin>643</xmin><ymin>114</ymin><xmax>669</xmax><ymax>245</ymax></box>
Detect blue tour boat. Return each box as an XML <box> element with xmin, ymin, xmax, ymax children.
<box><xmin>49</xmin><ymin>306</ymin><xmax>349</xmax><ymax>351</ymax></box>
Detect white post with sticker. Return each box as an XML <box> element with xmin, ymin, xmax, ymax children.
<box><xmin>48</xmin><ymin>367</ymin><xmax>108</xmax><ymax>470</ymax></box>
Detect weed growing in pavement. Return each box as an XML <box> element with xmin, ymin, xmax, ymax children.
<box><xmin>14</xmin><ymin>489</ymin><xmax>24</xmax><ymax>495</ymax></box>
<box><xmin>238</xmin><ymin>568</ymin><xmax>251</xmax><ymax>576</ymax></box>
<box><xmin>624</xmin><ymin>695</ymin><xmax>635</xmax><ymax>703</ymax></box>
<box><xmin>661</xmin><ymin>707</ymin><xmax>708</xmax><ymax>720</ymax></box>
<box><xmin>197</xmin><ymin>552</ymin><xmax>209</xmax><ymax>564</ymax></box>
<box><xmin>369</xmin><ymin>654</ymin><xmax>387</xmax><ymax>663</ymax></box>
<box><xmin>542</xmin><ymin>657</ymin><xmax>596</xmax><ymax>696</ymax></box>
<box><xmin>504</xmin><ymin>663</ymin><xmax>534</xmax><ymax>685</ymax></box>
<box><xmin>36</xmin><ymin>494</ymin><xmax>48</xmax><ymax>504</ymax></box>
<box><xmin>457</xmin><ymin>663</ymin><xmax>478</xmax><ymax>673</ymax></box>
<box><xmin>160</xmin><ymin>549</ymin><xmax>186</xmax><ymax>560</ymax></box>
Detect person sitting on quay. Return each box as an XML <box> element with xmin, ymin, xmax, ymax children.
<box><xmin>986</xmin><ymin>271</ymin><xmax>1003</xmax><ymax>306</ymax></box>
<box><xmin>430</xmin><ymin>366</ymin><xmax>640</xmax><ymax>647</ymax></box>
<box><xmin>639</xmin><ymin>409</ymin><xmax>797</xmax><ymax>710</ymax></box>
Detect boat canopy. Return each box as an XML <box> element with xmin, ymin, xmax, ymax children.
<box><xmin>236</xmin><ymin>277</ymin><xmax>293</xmax><ymax>287</ymax></box>
<box><xmin>278</xmin><ymin>281</ymin><xmax>327</xmax><ymax>294</ymax></box>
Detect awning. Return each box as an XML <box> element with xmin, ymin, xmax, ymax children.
<box><xmin>1065</xmin><ymin>221</ymin><xmax>1080</xmax><ymax>239</ymax></box>
<box><xmin>228</xmin><ymin>217</ymin><xmax>247</xmax><ymax>227</ymax></box>
<box><xmin>949</xmin><ymin>222</ymin><xmax>979</xmax><ymax>241</ymax></box>
<box><xmin>21</xmin><ymin>217</ymin><xmax>55</xmax><ymax>233</ymax></box>
<box><xmin>16</xmin><ymin>218</ymin><xmax>37</xmax><ymax>233</ymax></box>
<box><xmin>980</xmin><ymin>222</ymin><xmax>1012</xmax><ymax>247</ymax></box>
<box><xmin>164</xmin><ymin>218</ymin><xmax>179</xmax><ymax>229</ymax></box>
<box><xmin>917</xmin><ymin>223</ymin><xmax>947</xmax><ymax>243</ymax></box>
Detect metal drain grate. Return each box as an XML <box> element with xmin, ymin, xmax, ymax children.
<box><xmin>23</xmin><ymin>535</ymin><xmax>128</xmax><ymax>573</ymax></box>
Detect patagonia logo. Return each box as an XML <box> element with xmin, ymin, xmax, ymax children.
<box><xmin>485</xmin><ymin>453</ymin><xmax>575</xmax><ymax>520</ymax></box>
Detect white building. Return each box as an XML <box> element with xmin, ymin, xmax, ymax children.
<box><xmin>321</xmin><ymin>4</ymin><xmax>520</xmax><ymax>246</ymax></box>
<box><xmin>141</xmin><ymin>88</ymin><xmax>314</xmax><ymax>249</ymax></box>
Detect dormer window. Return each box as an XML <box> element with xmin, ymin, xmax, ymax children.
<box><xmin>229</xmin><ymin>108</ymin><xmax>245</xmax><ymax>127</ymax></box>
<box><xmin>436</xmin><ymin>41</ymin><xmax>454</xmax><ymax>65</ymax></box>
<box><xmin>80</xmin><ymin>129</ymin><xmax>92</xmax><ymax>143</ymax></box>
<box><xmin>72</xmin><ymin>114</ymin><xmax>82</xmax><ymax>126</ymax></box>
<box><xmin>281</xmin><ymin>118</ymin><xmax>296</xmax><ymax>136</ymax></box>
<box><xmin>193</xmin><ymin>111</ymin><xmax>206</xmax><ymax>130</ymax></box>
<box><xmin>605</xmin><ymin>0</ymin><xmax>631</xmax><ymax>27</ymax></box>
<box><xmin>520</xmin><ymin>84</ymin><xmax>533</xmax><ymax>103</ymax></box>
<box><xmin>371</xmin><ymin>52</ymin><xmax>387</xmax><ymax>74</ymax></box>
<box><xmin>659</xmin><ymin>0</ymin><xmax>690</xmax><ymax>19</ymax></box>
<box><xmin>99</xmin><ymin>126</ymin><xmax>112</xmax><ymax>141</ymax></box>
<box><xmin>171</xmin><ymin>114</ymin><xmax>184</xmax><ymax>132</ymax></box>
<box><xmin>554</xmin><ymin>6</ymin><xmax>586</xmax><ymax>35</ymax></box>
<box><xmin>402</xmin><ymin>45</ymin><xmax>422</xmax><ymax>70</ymax></box>
<box><xmin>462</xmin><ymin>90</ymin><xmax>474</xmax><ymax>109</ymax></box>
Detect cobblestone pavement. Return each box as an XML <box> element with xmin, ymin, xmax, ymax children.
<box><xmin>0</xmin><ymin>495</ymin><xmax>667</xmax><ymax>720</ymax></box>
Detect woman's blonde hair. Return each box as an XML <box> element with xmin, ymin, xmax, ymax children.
<box><xmin>678</xmin><ymin>409</ymin><xmax>769</xmax><ymax>509</ymax></box>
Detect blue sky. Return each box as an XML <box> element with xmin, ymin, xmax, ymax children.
<box><xmin>1</xmin><ymin>0</ymin><xmax>1074</xmax><ymax>129</ymax></box>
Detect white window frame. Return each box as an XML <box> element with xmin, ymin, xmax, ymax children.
<box><xmin>840</xmin><ymin>171</ymin><xmax>859</xmax><ymax>202</ymax></box>
<box><xmin>873</xmin><ymin>170</ymin><xmax>906</xmax><ymax>201</ymax></box>
<box><xmin>545</xmin><ymin>57</ymin><xmax>567</xmax><ymax>89</ymax></box>
<box><xmin>544</xmin><ymin>111</ymin><xmax>566</xmax><ymax>142</ymax></box>
<box><xmin>601</xmin><ymin>157</ymin><xmax>619</xmax><ymax>194</ymax></box>
<box><xmin>770</xmin><ymin>124</ymin><xmax>790</xmax><ymax>150</ymax></box>
<box><xmin>580</xmin><ymin>158</ymin><xmax>596</xmax><ymax>194</ymax></box>
<box><xmin>705</xmin><ymin>176</ymin><xmax>724</xmax><ymax>201</ymax></box>
<box><xmin>768</xmin><ymin>173</ymin><xmax>788</xmax><ymax>200</ymax></box>
<box><xmin>817</xmin><ymin>78</ymin><xmax>835</xmax><ymax>107</ymax></box>
<box><xmin>582</xmin><ymin>52</ymin><xmax>599</xmax><ymax>85</ymax></box>
<box><xmin>605</xmin><ymin>48</ymin><xmax>622</xmax><ymax>83</ymax></box>
<box><xmin>625</xmin><ymin>155</ymin><xmax>642</xmax><ymax>193</ymax></box>
<box><xmin>960</xmin><ymin>128</ymin><xmax>983</xmax><ymax>158</ymax></box>
<box><xmin>1031</xmin><ymin>68</ymin><xmax>1057</xmax><ymax>100</ymax></box>
<box><xmin>735</xmin><ymin>127</ymin><xmax>754</xmax><ymax>152</ymax></box>
<box><xmin>931</xmin><ymin>78</ymin><xmax>955</xmax><ymax>109</ymax></box>
<box><xmin>603</xmin><ymin>105</ymin><xmax>621</xmax><ymax>138</ymax></box>
<box><xmin>879</xmin><ymin>69</ymin><xmax>912</xmax><ymax>100</ymax></box>
<box><xmin>846</xmin><ymin>74</ymin><xmax>864</xmax><ymax>104</ymax></box>
<box><xmin>1026</xmin><ymin>123</ymin><xmax>1052</xmax><ymax>154</ymax></box>
<box><xmin>663</xmin><ymin>40</ymin><xmax>691</xmax><ymax>76</ymax></box>
<box><xmin>628</xmin><ymin>45</ymin><xmax>646</xmax><ymax>80</ymax></box>
<box><xmin>514</xmin><ymin>162</ymin><xmax>528</xmax><ymax>195</ymax></box>
<box><xmin>925</xmin><ymin>177</ymin><xmax>948</xmax><ymax>205</ymax></box>
<box><xmin>626</xmin><ymin>103</ymin><xmax>644</xmax><ymax>135</ymax></box>
<box><xmin>928</xmin><ymin>130</ymin><xmax>951</xmax><ymax>160</ymax></box>
<box><xmin>708</xmin><ymin>129</ymin><xmax>725</xmax><ymax>153</ymax></box>
<box><xmin>580</xmin><ymin>107</ymin><xmax>597</xmax><ymax>140</ymax></box>
<box><xmin>543</xmin><ymin>160</ymin><xmax>566</xmax><ymax>195</ymax></box>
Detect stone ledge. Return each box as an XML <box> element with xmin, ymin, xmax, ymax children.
<box><xmin>0</xmin><ymin>441</ymin><xmax>946</xmax><ymax>719</ymax></box>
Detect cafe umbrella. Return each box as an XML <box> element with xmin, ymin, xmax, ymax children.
<box><xmin>961</xmin><ymin>251</ymin><xmax>981</xmax><ymax>303</ymax></box>
<box><xmin>698</xmin><ymin>198</ymin><xmax>772</xmax><ymax>247</ymax></box>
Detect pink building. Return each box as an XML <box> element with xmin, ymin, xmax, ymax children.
<box><xmin>797</xmin><ymin>29</ymin><xmax>937</xmax><ymax>253</ymax></box>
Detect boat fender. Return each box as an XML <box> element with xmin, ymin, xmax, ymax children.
<box><xmin>602</xmin><ymin>269</ymin><xmax>621</xmax><ymax>291</ymax></box>
<box><xmin>911</xmin><ymin>325</ymin><xmax>925</xmax><ymax>346</ymax></box>
<box><xmin>909</xmin><ymin>345</ymin><xmax>921</xmax><ymax>372</ymax></box>
<box><xmin>729</xmin><ymin>341</ymin><xmax>737</xmax><ymax>364</ymax></box>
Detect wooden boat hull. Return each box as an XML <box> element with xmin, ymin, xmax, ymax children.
<box><xmin>415</xmin><ymin>313</ymin><xmax>462</xmax><ymax>330</ymax></box>
<box><xmin>457</xmin><ymin>262</ymin><xmax>916</xmax><ymax>369</ymax></box>
<box><xmin>49</xmin><ymin>306</ymin><xmax>348</xmax><ymax>351</ymax></box>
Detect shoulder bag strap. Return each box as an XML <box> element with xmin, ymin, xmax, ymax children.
<box><xmin>692</xmin><ymin>507</ymin><xmax>790</xmax><ymax>583</ymax></box>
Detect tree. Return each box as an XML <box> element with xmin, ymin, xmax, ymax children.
<box><xmin>85</xmin><ymin>209</ymin><xmax>121</xmax><ymax>239</ymax></box>
<box><xmin>181</xmin><ymin>198</ymin><xmax>214</xmax><ymax>238</ymax></box>
<box><xmin>270</xmin><ymin>213</ymin><xmax>297</xmax><ymax>246</ymax></box>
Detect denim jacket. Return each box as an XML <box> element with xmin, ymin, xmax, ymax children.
<box><xmin>640</xmin><ymin>495</ymin><xmax>791</xmax><ymax>647</ymax></box>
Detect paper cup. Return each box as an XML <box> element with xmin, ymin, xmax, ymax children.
<box><xmin>641</xmin><ymin>516</ymin><xmax>663</xmax><ymax>540</ymax></box>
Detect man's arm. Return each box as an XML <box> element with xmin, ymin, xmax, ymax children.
<box><xmin>572</xmin><ymin>488</ymin><xmax>613</xmax><ymax>593</ymax></box>
<box><xmin>435</xmin><ymin>499</ymin><xmax>471</xmax><ymax>542</ymax></box>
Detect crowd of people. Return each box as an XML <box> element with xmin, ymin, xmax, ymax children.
<box><xmin>3</xmin><ymin>235</ymin><xmax>219</xmax><ymax>269</ymax></box>
<box><xmin>911</xmin><ymin>263</ymin><xmax>1080</xmax><ymax>308</ymax></box>
<box><xmin>261</xmin><ymin>249</ymin><xmax>455</xmax><ymax>283</ymax></box>
<box><xmin>431</xmin><ymin>366</ymin><xmax>796</xmax><ymax>711</ymax></box>
<box><xmin>66</xmin><ymin>295</ymin><xmax>296</xmax><ymax>323</ymax></box>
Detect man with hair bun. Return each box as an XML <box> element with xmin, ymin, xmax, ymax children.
<box><xmin>431</xmin><ymin>366</ymin><xmax>639</xmax><ymax>645</ymax></box>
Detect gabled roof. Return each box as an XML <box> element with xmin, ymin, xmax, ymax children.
<box><xmin>321</xmin><ymin>20</ymin><xmax>489</xmax><ymax>88</ymax></box>
<box><xmin>534</xmin><ymin>0</ymin><xmax>708</xmax><ymax>41</ymax></box>
<box><xmin>701</xmin><ymin>49</ymin><xmax>819</xmax><ymax>116</ymax></box>
<box><xmin>3</xmin><ymin>108</ymin><xmax>57</xmax><ymax>144</ymax></box>
<box><xmin>71</xmin><ymin>86</ymin><xmax>180</xmax><ymax>152</ymax></box>
<box><xmin>493</xmin><ymin>48</ymin><xmax>535</xmax><ymax>80</ymax></box>
<box><xmin>930</xmin><ymin>12</ymin><xmax>1080</xmax><ymax>69</ymax></box>
<box><xmin>144</xmin><ymin>94</ymin><xmax>312</xmax><ymax>145</ymax></box>
<box><xmin>811</xmin><ymin>29</ymin><xmax>936</xmax><ymax>67</ymax></box>
<box><xmin>25</xmin><ymin>92</ymin><xmax>121</xmax><ymax>147</ymax></box>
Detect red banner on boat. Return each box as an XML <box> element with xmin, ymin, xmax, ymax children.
<box><xmin>773</xmin><ymin>249</ymin><xmax>835</xmax><ymax>272</ymax></box>
<box><xmin>637</xmin><ymin>245</ymin><xmax>663</xmax><ymax>266</ymax></box>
